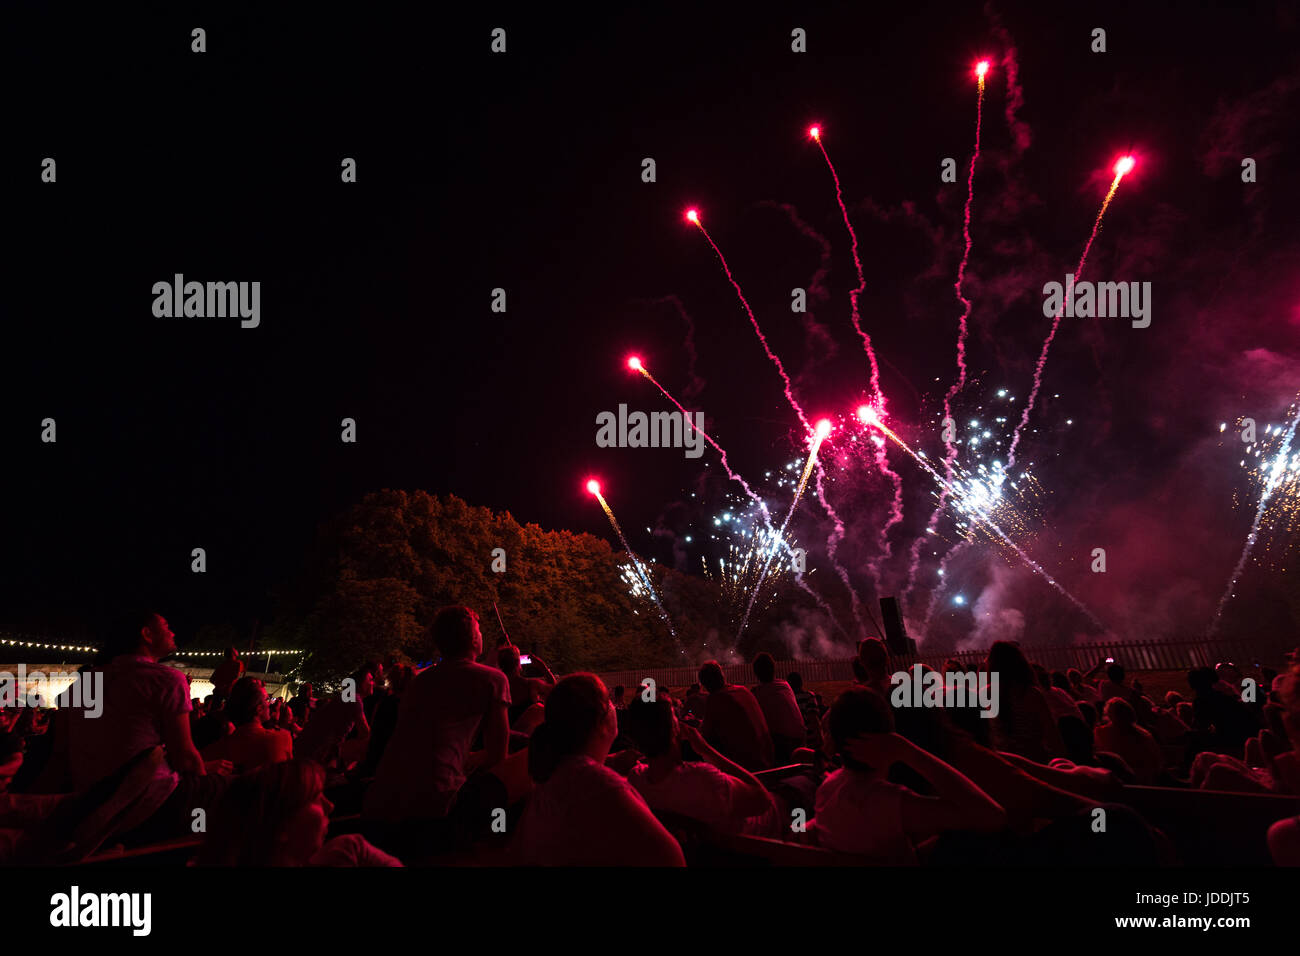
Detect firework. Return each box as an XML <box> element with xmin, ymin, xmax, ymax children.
<box><xmin>687</xmin><ymin>208</ymin><xmax>810</xmax><ymax>431</ymax></box>
<box><xmin>1210</xmin><ymin>401</ymin><xmax>1300</xmax><ymax>634</ymax></box>
<box><xmin>809</xmin><ymin>125</ymin><xmax>905</xmax><ymax>584</ymax></box>
<box><xmin>627</xmin><ymin>355</ymin><xmax>778</xmax><ymax>536</ymax></box>
<box><xmin>586</xmin><ymin>478</ymin><xmax>680</xmax><ymax>644</ymax></box>
<box><xmin>910</xmin><ymin>59</ymin><xmax>991</xmax><ymax>598</ymax></box>
<box><xmin>949</xmin><ymin>58</ymin><xmax>988</xmax><ymax>403</ymax></box>
<box><xmin>689</xmin><ymin>208</ymin><xmax>861</xmax><ymax>631</ymax></box>
<box><xmin>703</xmin><ymin>527</ymin><xmax>792</xmax><ymax>624</ymax></box>
<box><xmin>631</xmin><ymin>355</ymin><xmax>848</xmax><ymax>639</ymax></box>
<box><xmin>1008</xmin><ymin>154</ymin><xmax>1136</xmax><ymax>469</ymax></box>
<box><xmin>737</xmin><ymin>420</ymin><xmax>835</xmax><ymax>640</ymax></box>
<box><xmin>856</xmin><ymin>406</ymin><xmax>1104</xmax><ymax>628</ymax></box>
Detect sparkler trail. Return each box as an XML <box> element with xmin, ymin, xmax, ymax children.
<box><xmin>810</xmin><ymin>127</ymin><xmax>905</xmax><ymax>581</ymax></box>
<box><xmin>1209</xmin><ymin>400</ymin><xmax>1300</xmax><ymax>636</ymax></box>
<box><xmin>857</xmin><ymin>407</ymin><xmax>1106</xmax><ymax>630</ymax></box>
<box><xmin>908</xmin><ymin>61</ymin><xmax>989</xmax><ymax>603</ymax></box>
<box><xmin>587</xmin><ymin>480</ymin><xmax>680</xmax><ymax>647</ymax></box>
<box><xmin>738</xmin><ymin>420</ymin><xmax>833</xmax><ymax>641</ymax></box>
<box><xmin>1007</xmin><ymin>155</ymin><xmax>1135</xmax><ymax>469</ymax></box>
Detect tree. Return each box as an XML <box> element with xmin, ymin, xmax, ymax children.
<box><xmin>268</xmin><ymin>490</ymin><xmax>688</xmax><ymax>680</ymax></box>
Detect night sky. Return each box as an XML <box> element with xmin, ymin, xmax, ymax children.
<box><xmin>5</xmin><ymin>2</ymin><xmax>1300</xmax><ymax>652</ymax></box>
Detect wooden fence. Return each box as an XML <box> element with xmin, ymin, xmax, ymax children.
<box><xmin>594</xmin><ymin>635</ymin><xmax>1294</xmax><ymax>691</ymax></box>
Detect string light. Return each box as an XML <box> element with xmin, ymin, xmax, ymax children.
<box><xmin>0</xmin><ymin>635</ymin><xmax>97</xmax><ymax>653</ymax></box>
<box><xmin>0</xmin><ymin>634</ymin><xmax>304</xmax><ymax>657</ymax></box>
<box><xmin>174</xmin><ymin>649</ymin><xmax>304</xmax><ymax>657</ymax></box>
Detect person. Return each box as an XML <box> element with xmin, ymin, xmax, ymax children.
<box><xmin>190</xmin><ymin>701</ymin><xmax>234</xmax><ymax>751</ymax></box>
<box><xmin>1097</xmin><ymin>662</ymin><xmax>1138</xmax><ymax>709</ymax></box>
<box><xmin>624</xmin><ymin>693</ymin><xmax>780</xmax><ymax>836</ymax></box>
<box><xmin>1042</xmin><ymin>669</ymin><xmax>1084</xmax><ymax>722</ymax></box>
<box><xmin>59</xmin><ymin>610</ymin><xmax>235</xmax><ymax>844</ymax></box>
<box><xmin>683</xmin><ymin>683</ymin><xmax>706</xmax><ymax>721</ymax></box>
<box><xmin>512</xmin><ymin>674</ymin><xmax>684</xmax><ymax>866</ymax></box>
<box><xmin>786</xmin><ymin>672</ymin><xmax>825</xmax><ymax>753</ymax></box>
<box><xmin>363</xmin><ymin>606</ymin><xmax>512</xmax><ymax>838</ymax></box>
<box><xmin>201</xmin><ymin>677</ymin><xmax>293</xmax><ymax>773</ymax></box>
<box><xmin>196</xmin><ymin>759</ymin><xmax>400</xmax><ymax>866</ymax></box>
<box><xmin>1093</xmin><ymin>698</ymin><xmax>1164</xmax><ymax>785</ymax></box>
<box><xmin>812</xmin><ymin>687</ymin><xmax>1005</xmax><ymax>861</ymax></box>
<box><xmin>1067</xmin><ymin>668</ymin><xmax>1102</xmax><ymax>706</ymax></box>
<box><xmin>698</xmin><ymin>661</ymin><xmax>773</xmax><ymax>770</ymax></box>
<box><xmin>1188</xmin><ymin>667</ymin><xmax>1260</xmax><ymax>755</ymax></box>
<box><xmin>0</xmin><ymin>732</ymin><xmax>22</xmax><ymax>795</ymax></box>
<box><xmin>749</xmin><ymin>653</ymin><xmax>805</xmax><ymax>763</ymax></box>
<box><xmin>289</xmin><ymin>683</ymin><xmax>316</xmax><ymax>724</ymax></box>
<box><xmin>356</xmin><ymin>664</ymin><xmax>414</xmax><ymax>777</ymax></box>
<box><xmin>293</xmin><ymin>665</ymin><xmax>374</xmax><ymax>770</ymax></box>
<box><xmin>856</xmin><ymin>639</ymin><xmax>893</xmax><ymax>697</ymax></box>
<box><xmin>1268</xmin><ymin>815</ymin><xmax>1300</xmax><ymax>866</ymax></box>
<box><xmin>497</xmin><ymin>645</ymin><xmax>555</xmax><ymax>728</ymax></box>
<box><xmin>362</xmin><ymin>660</ymin><xmax>387</xmax><ymax>724</ymax></box>
<box><xmin>1214</xmin><ymin>662</ymin><xmax>1243</xmax><ymax>698</ymax></box>
<box><xmin>209</xmin><ymin>647</ymin><xmax>245</xmax><ymax>706</ymax></box>
<box><xmin>986</xmin><ymin>641</ymin><xmax>1064</xmax><ymax>762</ymax></box>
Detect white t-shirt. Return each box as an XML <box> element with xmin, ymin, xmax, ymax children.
<box><xmin>1046</xmin><ymin>687</ymin><xmax>1083</xmax><ymax>721</ymax></box>
<box><xmin>514</xmin><ymin>755</ymin><xmax>684</xmax><ymax>866</ymax></box>
<box><xmin>628</xmin><ymin>760</ymin><xmax>781</xmax><ymax>836</ymax></box>
<box><xmin>813</xmin><ymin>768</ymin><xmax>917</xmax><ymax>864</ymax></box>
<box><xmin>364</xmin><ymin>659</ymin><xmax>510</xmax><ymax>821</ymax></box>
<box><xmin>750</xmin><ymin>681</ymin><xmax>807</xmax><ymax>740</ymax></box>
<box><xmin>67</xmin><ymin>656</ymin><xmax>190</xmax><ymax>793</ymax></box>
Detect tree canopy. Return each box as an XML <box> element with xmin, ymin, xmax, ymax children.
<box><xmin>268</xmin><ymin>490</ymin><xmax>701</xmax><ymax>681</ymax></box>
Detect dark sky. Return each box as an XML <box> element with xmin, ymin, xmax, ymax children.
<box><xmin>4</xmin><ymin>1</ymin><xmax>1300</xmax><ymax>651</ymax></box>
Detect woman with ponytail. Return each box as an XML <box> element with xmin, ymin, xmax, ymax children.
<box><xmin>514</xmin><ymin>674</ymin><xmax>684</xmax><ymax>866</ymax></box>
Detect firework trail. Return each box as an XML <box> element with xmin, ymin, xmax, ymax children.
<box><xmin>809</xmin><ymin>128</ymin><xmax>905</xmax><ymax>580</ymax></box>
<box><xmin>631</xmin><ymin>355</ymin><xmax>844</xmax><ymax>636</ymax></box>
<box><xmin>1209</xmin><ymin>401</ymin><xmax>1300</xmax><ymax>635</ymax></box>
<box><xmin>587</xmin><ymin>479</ymin><xmax>680</xmax><ymax>648</ymax></box>
<box><xmin>1007</xmin><ymin>156</ymin><xmax>1135</xmax><ymax>469</ymax></box>
<box><xmin>907</xmin><ymin>62</ymin><xmax>989</xmax><ymax>604</ymax></box>
<box><xmin>689</xmin><ymin>208</ymin><xmax>860</xmax><ymax>632</ymax></box>
<box><xmin>688</xmin><ymin>209</ymin><xmax>810</xmax><ymax>433</ymax></box>
<box><xmin>754</xmin><ymin>201</ymin><xmax>838</xmax><ymax>361</ymax></box>
<box><xmin>809</xmin><ymin>128</ymin><xmax>882</xmax><ymax>406</ymax></box>
<box><xmin>948</xmin><ymin>62</ymin><xmax>987</xmax><ymax>410</ymax></box>
<box><xmin>857</xmin><ymin>407</ymin><xmax>1106</xmax><ymax>630</ymax></box>
<box><xmin>738</xmin><ymin>421</ymin><xmax>834</xmax><ymax>641</ymax></box>
<box><xmin>629</xmin><ymin>356</ymin><xmax>774</xmax><ymax>529</ymax></box>
<box><xmin>815</xmin><ymin>461</ymin><xmax>872</xmax><ymax>639</ymax></box>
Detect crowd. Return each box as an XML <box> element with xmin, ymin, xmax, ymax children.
<box><xmin>1</xmin><ymin>605</ymin><xmax>1297</xmax><ymax>867</ymax></box>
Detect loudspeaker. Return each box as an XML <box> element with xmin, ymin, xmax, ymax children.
<box><xmin>879</xmin><ymin>596</ymin><xmax>910</xmax><ymax>655</ymax></box>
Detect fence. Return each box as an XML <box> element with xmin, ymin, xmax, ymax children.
<box><xmin>595</xmin><ymin>635</ymin><xmax>1295</xmax><ymax>691</ymax></box>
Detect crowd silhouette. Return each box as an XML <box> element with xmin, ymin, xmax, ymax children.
<box><xmin>1</xmin><ymin>605</ymin><xmax>1297</xmax><ymax>867</ymax></box>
